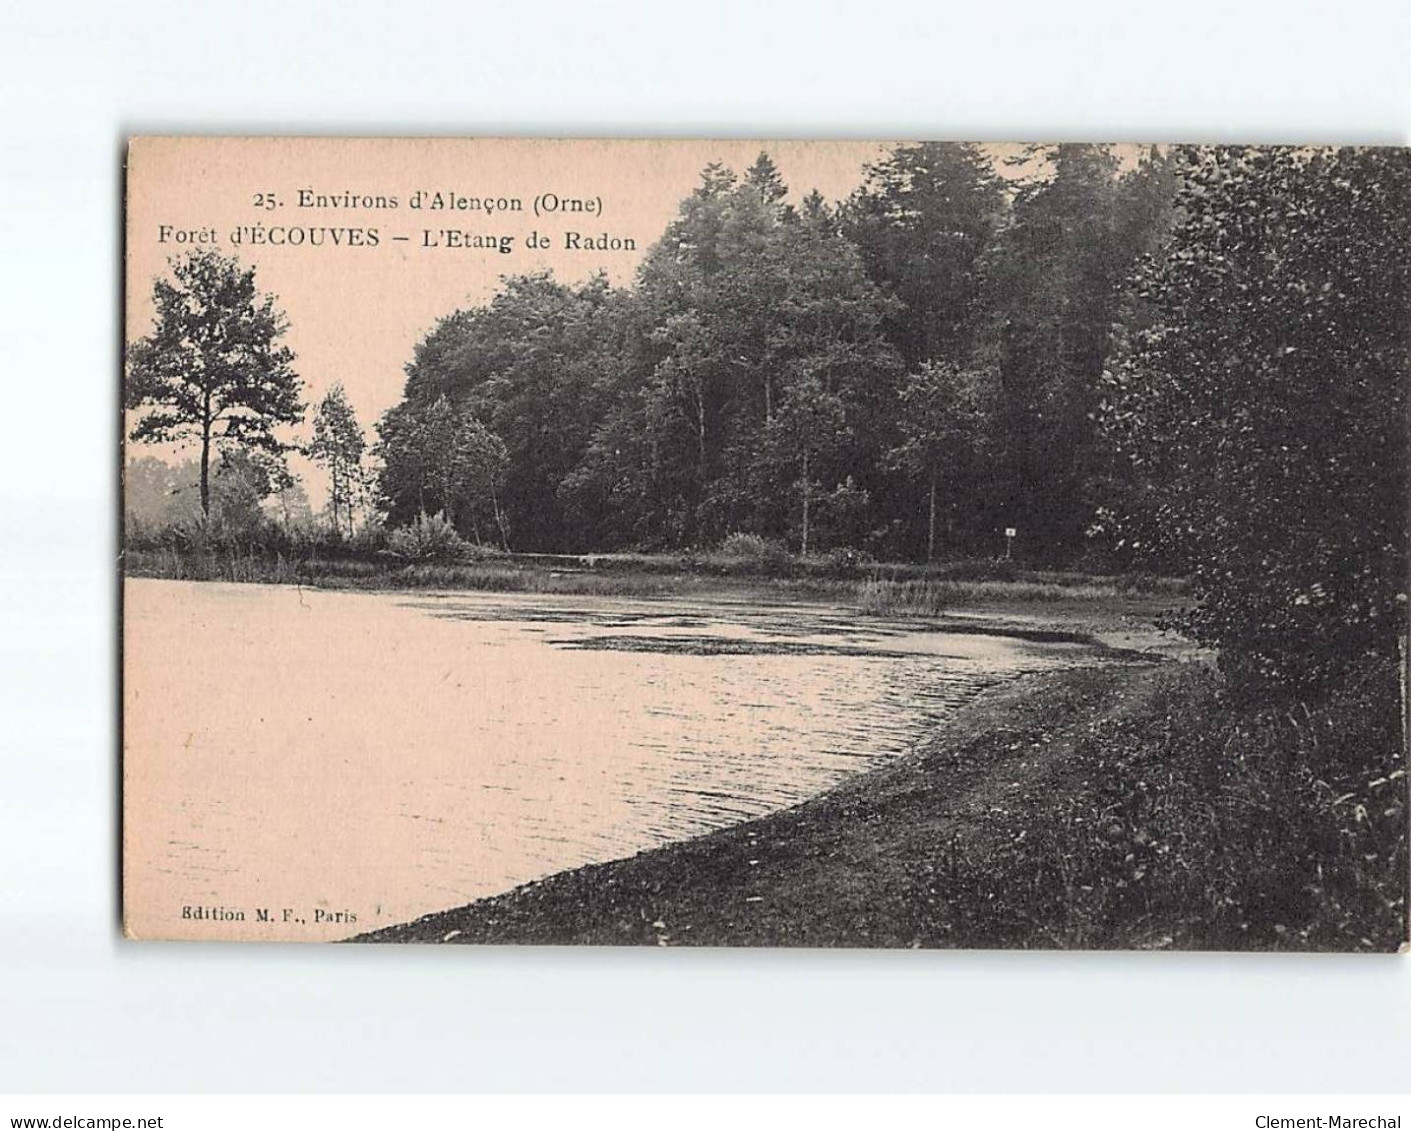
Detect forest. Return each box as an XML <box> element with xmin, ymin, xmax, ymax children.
<box><xmin>377</xmin><ymin>144</ymin><xmax>1175</xmax><ymax>563</ymax></box>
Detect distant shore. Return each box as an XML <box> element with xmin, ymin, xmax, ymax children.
<box><xmin>123</xmin><ymin>546</ymin><xmax>1188</xmax><ymax>654</ymax></box>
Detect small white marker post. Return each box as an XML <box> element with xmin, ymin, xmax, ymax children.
<box><xmin>1004</xmin><ymin>526</ymin><xmax>1016</xmax><ymax>561</ymax></box>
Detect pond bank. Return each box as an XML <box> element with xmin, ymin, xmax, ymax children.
<box><xmin>355</xmin><ymin>659</ymin><xmax>1168</xmax><ymax>948</ymax></box>
<box><xmin>356</xmin><ymin>648</ymin><xmax>1407</xmax><ymax>951</ymax></box>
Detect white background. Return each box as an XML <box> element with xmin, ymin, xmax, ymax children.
<box><xmin>1</xmin><ymin>0</ymin><xmax>1409</xmax><ymax>1094</ymax></box>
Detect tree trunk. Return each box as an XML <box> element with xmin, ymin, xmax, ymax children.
<box><xmin>199</xmin><ymin>417</ymin><xmax>211</xmax><ymax>517</ymax></box>
<box><xmin>441</xmin><ymin>465</ymin><xmax>457</xmax><ymax>534</ymax></box>
<box><xmin>800</xmin><ymin>451</ymin><xmax>810</xmax><ymax>557</ymax></box>
<box><xmin>331</xmin><ymin>462</ymin><xmax>343</xmax><ymax>538</ymax></box>
<box><xmin>927</xmin><ymin>467</ymin><xmax>937</xmax><ymax>564</ymax></box>
<box><xmin>491</xmin><ymin>484</ymin><xmax>510</xmax><ymax>550</ymax></box>
<box><xmin>347</xmin><ymin>465</ymin><xmax>361</xmax><ymax>539</ymax></box>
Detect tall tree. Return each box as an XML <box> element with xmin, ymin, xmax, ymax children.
<box><xmin>209</xmin><ymin>448</ymin><xmax>285</xmax><ymax>537</ymax></box>
<box><xmin>842</xmin><ymin>143</ymin><xmax>1004</xmax><ymax>370</ymax></box>
<box><xmin>125</xmin><ymin>250</ymin><xmax>303</xmax><ymax>516</ymax></box>
<box><xmin>385</xmin><ymin>273</ymin><xmax>624</xmax><ymax>550</ymax></box>
<box><xmin>766</xmin><ymin>368</ymin><xmax>848</xmax><ymax>555</ymax></box>
<box><xmin>421</xmin><ymin>395</ymin><xmax>461</xmax><ymax>527</ymax></box>
<box><xmin>634</xmin><ymin>157</ymin><xmax>899</xmax><ymax>546</ymax></box>
<box><xmin>1103</xmin><ymin>146</ymin><xmax>1411</xmax><ymax>694</ymax></box>
<box><xmin>979</xmin><ymin>144</ymin><xmax>1141</xmax><ymax>554</ymax></box>
<box><xmin>272</xmin><ymin>474</ymin><xmax>313</xmax><ymax>533</ymax></box>
<box><xmin>307</xmin><ymin>383</ymin><xmax>367</xmax><ymax>538</ymax></box>
<box><xmin>890</xmin><ymin>362</ymin><xmax>993</xmax><ymax>562</ymax></box>
<box><xmin>454</xmin><ymin>417</ymin><xmax>511</xmax><ymax>547</ymax></box>
<box><xmin>374</xmin><ymin>400</ymin><xmax>433</xmax><ymax>520</ymax></box>
<box><xmin>375</xmin><ymin>394</ymin><xmax>512</xmax><ymax>546</ymax></box>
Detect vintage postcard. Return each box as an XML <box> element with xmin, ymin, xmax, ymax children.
<box><xmin>122</xmin><ymin>137</ymin><xmax>1409</xmax><ymax>949</ymax></box>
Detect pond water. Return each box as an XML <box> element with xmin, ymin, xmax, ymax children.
<box><xmin>122</xmin><ymin>578</ymin><xmax>1099</xmax><ymax>941</ymax></box>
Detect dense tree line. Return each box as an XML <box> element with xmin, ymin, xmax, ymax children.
<box><xmin>378</xmin><ymin>144</ymin><xmax>1182</xmax><ymax>561</ymax></box>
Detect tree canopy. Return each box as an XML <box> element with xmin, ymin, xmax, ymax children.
<box><xmin>308</xmin><ymin>383</ymin><xmax>368</xmax><ymax>538</ymax></box>
<box><xmin>126</xmin><ymin>249</ymin><xmax>303</xmax><ymax>515</ymax></box>
<box><xmin>1102</xmin><ymin>146</ymin><xmax>1410</xmax><ymax>694</ymax></box>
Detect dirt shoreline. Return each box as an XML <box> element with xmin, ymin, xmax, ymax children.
<box><xmin>353</xmin><ymin>654</ymin><xmax>1176</xmax><ymax>948</ymax></box>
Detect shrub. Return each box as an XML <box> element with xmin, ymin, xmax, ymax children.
<box><xmin>386</xmin><ymin>512</ymin><xmax>467</xmax><ymax>562</ymax></box>
<box><xmin>933</xmin><ymin>559</ymin><xmax>1018</xmax><ymax>583</ymax></box>
<box><xmin>921</xmin><ymin>661</ymin><xmax>1406</xmax><ymax>951</ymax></box>
<box><xmin>805</xmin><ymin>546</ymin><xmax>877</xmax><ymax>578</ymax></box>
<box><xmin>715</xmin><ymin>532</ymin><xmax>792</xmax><ymax>569</ymax></box>
<box><xmin>1042</xmin><ymin>661</ymin><xmax>1407</xmax><ymax>950</ymax></box>
<box><xmin>349</xmin><ymin>515</ymin><xmax>388</xmax><ymax>555</ymax></box>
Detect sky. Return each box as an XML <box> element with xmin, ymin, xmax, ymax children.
<box><xmin>123</xmin><ymin>138</ymin><xmax>1067</xmax><ymax>505</ymax></box>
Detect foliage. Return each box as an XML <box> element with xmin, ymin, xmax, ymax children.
<box><xmin>125</xmin><ymin>451</ymin><xmax>294</xmax><ymax>544</ymax></box>
<box><xmin>979</xmin><ymin>144</ymin><xmax>1179</xmax><ymax>554</ymax></box>
<box><xmin>890</xmin><ymin>362</ymin><xmax>994</xmax><ymax>560</ymax></box>
<box><xmin>764</xmin><ymin>368</ymin><xmax>850</xmax><ymax>554</ymax></box>
<box><xmin>1103</xmin><ymin>146</ymin><xmax>1411</xmax><ymax>695</ymax></box>
<box><xmin>367</xmin><ymin>147</ymin><xmax>1185</xmax><ymax>563</ymax></box>
<box><xmin>269</xmin><ymin>473</ymin><xmax>314</xmax><ymax>533</ymax></box>
<box><xmin>348</xmin><ymin>513</ymin><xmax>388</xmax><ymax>555</ymax></box>
<box><xmin>453</xmin><ymin>414</ymin><xmax>511</xmax><ymax>548</ymax></box>
<box><xmin>957</xmin><ymin>661</ymin><xmax>1408</xmax><ymax>951</ymax></box>
<box><xmin>307</xmin><ymin>383</ymin><xmax>368</xmax><ymax>539</ymax></box>
<box><xmin>124</xmin><ymin>455</ymin><xmax>204</xmax><ymax>536</ymax></box>
<box><xmin>715</xmin><ymin>532</ymin><xmax>792</xmax><ymax>568</ymax></box>
<box><xmin>385</xmin><ymin>511</ymin><xmax>468</xmax><ymax>562</ymax></box>
<box><xmin>377</xmin><ymin>394</ymin><xmax>511</xmax><ymax>547</ymax></box>
<box><xmin>635</xmin><ymin>167</ymin><xmax>901</xmax><ymax>548</ymax></box>
<box><xmin>208</xmin><ymin>448</ymin><xmax>280</xmax><ymax>538</ymax></box>
<box><xmin>125</xmin><ymin>249</ymin><xmax>303</xmax><ymax>515</ymax></box>
<box><xmin>382</xmin><ymin>159</ymin><xmax>904</xmax><ymax>553</ymax></box>
<box><xmin>841</xmin><ymin>142</ymin><xmax>1004</xmax><ymax>369</ymax></box>
<box><xmin>382</xmin><ymin>274</ymin><xmax>623</xmax><ymax>550</ymax></box>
